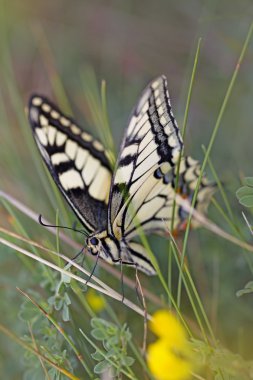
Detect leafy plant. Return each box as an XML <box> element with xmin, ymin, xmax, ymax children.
<box><xmin>236</xmin><ymin>177</ymin><xmax>253</xmax><ymax>208</ymax></box>
<box><xmin>19</xmin><ymin>292</ymin><xmax>73</xmax><ymax>380</ymax></box>
<box><xmin>89</xmin><ymin>318</ymin><xmax>134</xmax><ymax>376</ymax></box>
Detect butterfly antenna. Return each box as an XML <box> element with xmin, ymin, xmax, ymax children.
<box><xmin>38</xmin><ymin>214</ymin><xmax>88</xmax><ymax>237</ymax></box>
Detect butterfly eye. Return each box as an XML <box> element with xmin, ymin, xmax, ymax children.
<box><xmin>90</xmin><ymin>237</ymin><xmax>99</xmax><ymax>246</ymax></box>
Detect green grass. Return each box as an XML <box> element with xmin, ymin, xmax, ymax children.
<box><xmin>1</xmin><ymin>2</ymin><xmax>253</xmax><ymax>379</ymax></box>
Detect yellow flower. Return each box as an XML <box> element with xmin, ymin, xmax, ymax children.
<box><xmin>147</xmin><ymin>310</ymin><xmax>195</xmax><ymax>380</ymax></box>
<box><xmin>86</xmin><ymin>289</ymin><xmax>105</xmax><ymax>312</ymax></box>
<box><xmin>149</xmin><ymin>310</ymin><xmax>187</xmax><ymax>344</ymax></box>
<box><xmin>147</xmin><ymin>339</ymin><xmax>193</xmax><ymax>380</ymax></box>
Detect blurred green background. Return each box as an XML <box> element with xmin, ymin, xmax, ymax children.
<box><xmin>1</xmin><ymin>0</ymin><xmax>253</xmax><ymax>378</ymax></box>
<box><xmin>1</xmin><ymin>1</ymin><xmax>253</xmax><ymax>194</ymax></box>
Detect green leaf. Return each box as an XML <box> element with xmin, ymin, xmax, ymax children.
<box><xmin>239</xmin><ymin>195</ymin><xmax>253</xmax><ymax>207</ymax></box>
<box><xmin>62</xmin><ymin>303</ymin><xmax>70</xmax><ymax>322</ymax></box>
<box><xmin>123</xmin><ymin>328</ymin><xmax>132</xmax><ymax>341</ymax></box>
<box><xmin>91</xmin><ymin>328</ymin><xmax>108</xmax><ymax>340</ymax></box>
<box><xmin>236</xmin><ymin>186</ymin><xmax>253</xmax><ymax>198</ymax></box>
<box><xmin>47</xmin><ymin>295</ymin><xmax>55</xmax><ymax>306</ymax></box>
<box><xmin>94</xmin><ymin>360</ymin><xmax>110</xmax><ymax>374</ymax></box>
<box><xmin>122</xmin><ymin>356</ymin><xmax>135</xmax><ymax>367</ymax></box>
<box><xmin>91</xmin><ymin>350</ymin><xmax>105</xmax><ymax>361</ymax></box>
<box><xmin>64</xmin><ymin>292</ymin><xmax>71</xmax><ymax>306</ymax></box>
<box><xmin>244</xmin><ymin>177</ymin><xmax>253</xmax><ymax>187</ymax></box>
<box><xmin>91</xmin><ymin>317</ymin><xmax>113</xmax><ymax>329</ymax></box>
<box><xmin>54</xmin><ymin>297</ymin><xmax>63</xmax><ymax>311</ymax></box>
<box><xmin>104</xmin><ymin>335</ymin><xmax>119</xmax><ymax>349</ymax></box>
<box><xmin>236</xmin><ymin>184</ymin><xmax>253</xmax><ymax>207</ymax></box>
<box><xmin>105</xmin><ymin>348</ymin><xmax>116</xmax><ymax>358</ymax></box>
<box><xmin>61</xmin><ymin>272</ymin><xmax>71</xmax><ymax>284</ymax></box>
<box><xmin>236</xmin><ymin>281</ymin><xmax>253</xmax><ymax>297</ymax></box>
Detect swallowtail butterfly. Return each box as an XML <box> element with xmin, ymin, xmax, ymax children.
<box><xmin>28</xmin><ymin>76</ymin><xmax>215</xmax><ymax>275</ymax></box>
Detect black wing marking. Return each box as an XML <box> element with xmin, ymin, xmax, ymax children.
<box><xmin>108</xmin><ymin>75</ymin><xmax>183</xmax><ymax>238</ymax></box>
<box><xmin>28</xmin><ymin>95</ymin><xmax>112</xmax><ymax>233</ymax></box>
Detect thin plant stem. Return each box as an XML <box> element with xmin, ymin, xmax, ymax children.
<box><xmin>0</xmin><ymin>189</ymin><xmax>164</xmax><ymax>305</ymax></box>
<box><xmin>28</xmin><ymin>322</ymin><xmax>51</xmax><ymax>380</ymax></box>
<box><xmin>177</xmin><ymin>21</ymin><xmax>253</xmax><ymax>308</ymax></box>
<box><xmin>0</xmin><ymin>235</ymin><xmax>152</xmax><ymax>319</ymax></box>
<box><xmin>0</xmin><ymin>323</ymin><xmax>81</xmax><ymax>380</ymax></box>
<box><xmin>168</xmin><ymin>37</ymin><xmax>202</xmax><ymax>304</ymax></box>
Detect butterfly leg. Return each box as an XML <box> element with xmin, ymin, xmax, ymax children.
<box><xmin>120</xmin><ymin>259</ymin><xmax>125</xmax><ymax>303</ymax></box>
<box><xmin>85</xmin><ymin>253</ymin><xmax>100</xmax><ymax>285</ymax></box>
<box><xmin>63</xmin><ymin>245</ymin><xmax>86</xmax><ymax>271</ymax></box>
<box><xmin>135</xmin><ymin>269</ymin><xmax>148</xmax><ymax>355</ymax></box>
<box><xmin>110</xmin><ymin>257</ymin><xmax>138</xmax><ymax>302</ymax></box>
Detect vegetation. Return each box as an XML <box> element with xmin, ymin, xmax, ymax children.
<box><xmin>1</xmin><ymin>1</ymin><xmax>253</xmax><ymax>379</ymax></box>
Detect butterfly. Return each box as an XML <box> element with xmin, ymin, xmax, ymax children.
<box><xmin>28</xmin><ymin>75</ymin><xmax>215</xmax><ymax>275</ymax></box>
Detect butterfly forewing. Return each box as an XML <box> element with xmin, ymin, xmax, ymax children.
<box><xmin>108</xmin><ymin>76</ymin><xmax>183</xmax><ymax>239</ymax></box>
<box><xmin>28</xmin><ymin>95</ymin><xmax>112</xmax><ymax>233</ymax></box>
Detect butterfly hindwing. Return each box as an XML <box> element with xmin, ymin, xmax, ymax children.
<box><xmin>128</xmin><ymin>155</ymin><xmax>217</xmax><ymax>237</ymax></box>
<box><xmin>123</xmin><ymin>241</ymin><xmax>156</xmax><ymax>275</ymax></box>
<box><xmin>174</xmin><ymin>156</ymin><xmax>217</xmax><ymax>231</ymax></box>
<box><xmin>28</xmin><ymin>95</ymin><xmax>112</xmax><ymax>233</ymax></box>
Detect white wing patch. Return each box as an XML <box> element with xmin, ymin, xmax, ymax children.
<box><xmin>89</xmin><ymin>166</ymin><xmax>111</xmax><ymax>202</ymax></box>
<box><xmin>60</xmin><ymin>117</ymin><xmax>71</xmax><ymax>127</ymax></box>
<box><xmin>59</xmin><ymin>169</ymin><xmax>84</xmax><ymax>190</ymax></box>
<box><xmin>56</xmin><ymin>131</ymin><xmax>67</xmax><ymax>146</ymax></box>
<box><xmin>35</xmin><ymin>128</ymin><xmax>47</xmax><ymax>146</ymax></box>
<box><xmin>83</xmin><ymin>155</ymin><xmax>100</xmax><ymax>186</ymax></box>
<box><xmin>51</xmin><ymin>152</ymin><xmax>69</xmax><ymax>165</ymax></box>
<box><xmin>75</xmin><ymin>147</ymin><xmax>89</xmax><ymax>170</ymax></box>
<box><xmin>48</xmin><ymin>126</ymin><xmax>57</xmax><ymax>145</ymax></box>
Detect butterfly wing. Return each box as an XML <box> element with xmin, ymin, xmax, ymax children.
<box><xmin>122</xmin><ymin>241</ymin><xmax>156</xmax><ymax>275</ymax></box>
<box><xmin>119</xmin><ymin>155</ymin><xmax>216</xmax><ymax>239</ymax></box>
<box><xmin>28</xmin><ymin>95</ymin><xmax>112</xmax><ymax>233</ymax></box>
<box><xmin>106</xmin><ymin>77</ymin><xmax>216</xmax><ymax>274</ymax></box>
<box><xmin>111</xmin><ymin>156</ymin><xmax>215</xmax><ymax>275</ymax></box>
<box><xmin>173</xmin><ymin>156</ymin><xmax>216</xmax><ymax>232</ymax></box>
<box><xmin>108</xmin><ymin>75</ymin><xmax>183</xmax><ymax>238</ymax></box>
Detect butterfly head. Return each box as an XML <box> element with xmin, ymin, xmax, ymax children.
<box><xmin>87</xmin><ymin>235</ymin><xmax>102</xmax><ymax>256</ymax></box>
<box><xmin>86</xmin><ymin>230</ymin><xmax>111</xmax><ymax>257</ymax></box>
<box><xmin>86</xmin><ymin>231</ymin><xmax>121</xmax><ymax>263</ymax></box>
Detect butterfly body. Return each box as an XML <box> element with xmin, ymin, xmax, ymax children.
<box><xmin>28</xmin><ymin>76</ymin><xmax>215</xmax><ymax>275</ymax></box>
<box><xmin>87</xmin><ymin>231</ymin><xmax>139</xmax><ymax>266</ymax></box>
